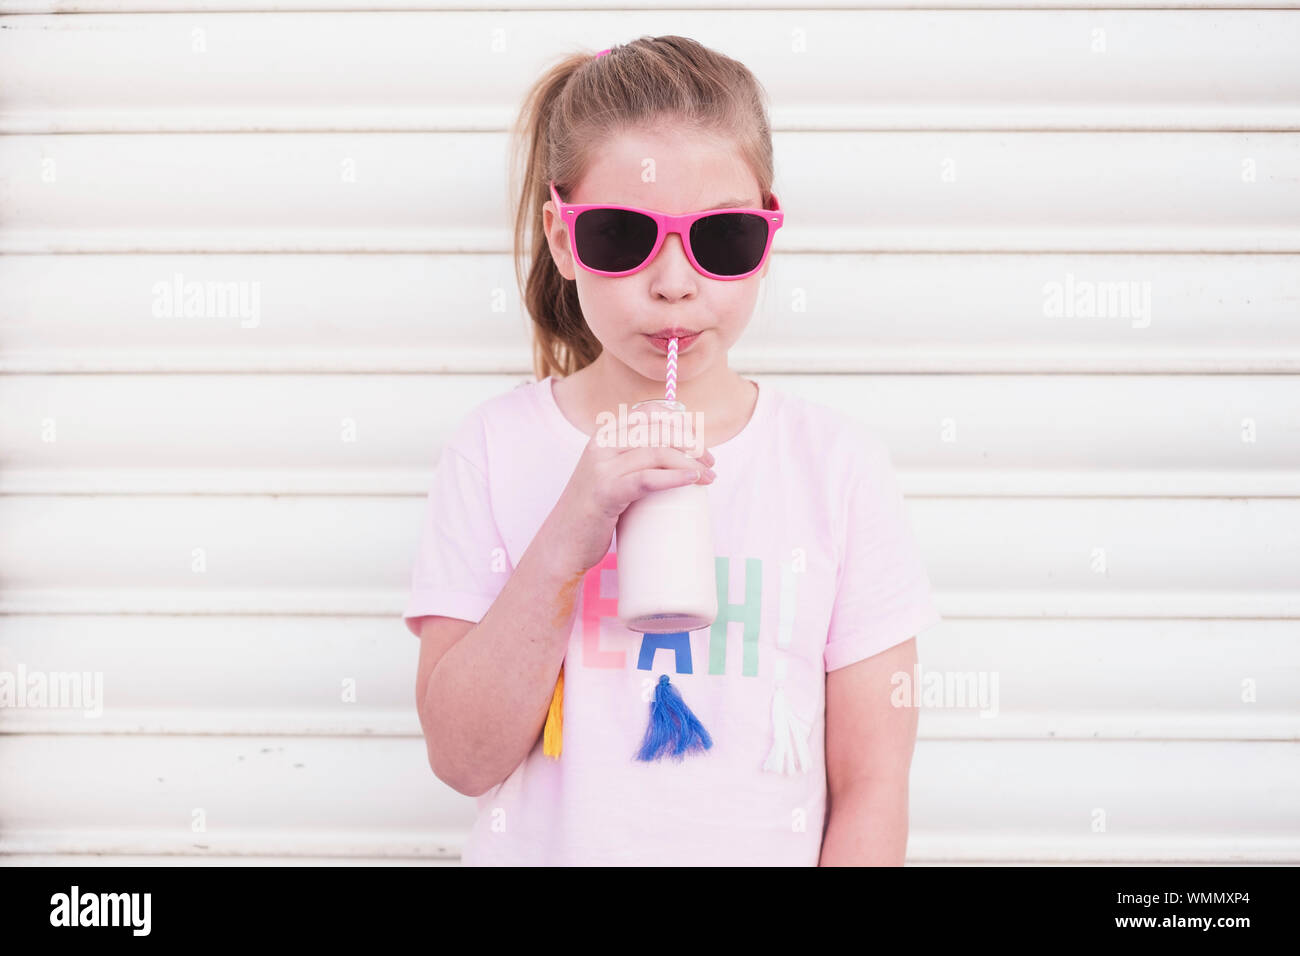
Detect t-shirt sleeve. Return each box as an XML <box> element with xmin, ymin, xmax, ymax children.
<box><xmin>823</xmin><ymin>433</ymin><xmax>942</xmax><ymax>672</ymax></box>
<box><xmin>402</xmin><ymin>440</ymin><xmax>511</xmax><ymax>639</ymax></box>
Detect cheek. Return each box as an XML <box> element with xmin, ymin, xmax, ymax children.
<box><xmin>572</xmin><ymin>279</ymin><xmax>637</xmax><ymax>340</ymax></box>
<box><xmin>708</xmin><ymin>291</ymin><xmax>759</xmax><ymax>336</ymax></box>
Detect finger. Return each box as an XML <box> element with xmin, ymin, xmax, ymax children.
<box><xmin>610</xmin><ymin>444</ymin><xmax>703</xmax><ymax>477</ymax></box>
<box><xmin>611</xmin><ymin>467</ymin><xmax>707</xmax><ymax>504</ymax></box>
<box><xmin>629</xmin><ymin>409</ymin><xmax>705</xmax><ymax>458</ymax></box>
<box><xmin>590</xmin><ymin>424</ymin><xmax>711</xmax><ymax>467</ymax></box>
<box><xmin>683</xmin><ymin>445</ymin><xmax>714</xmax><ymax>467</ymax></box>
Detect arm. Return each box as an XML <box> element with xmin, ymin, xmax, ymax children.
<box><xmin>819</xmin><ymin>636</ymin><xmax>919</xmax><ymax>866</ymax></box>
<box><xmin>413</xmin><ymin>429</ymin><xmax>715</xmax><ymax>798</ymax></box>
<box><xmin>416</xmin><ymin>515</ymin><xmax>585</xmax><ymax>798</ymax></box>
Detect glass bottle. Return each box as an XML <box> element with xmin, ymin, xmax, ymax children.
<box><xmin>615</xmin><ymin>399</ymin><xmax>718</xmax><ymax>634</ymax></box>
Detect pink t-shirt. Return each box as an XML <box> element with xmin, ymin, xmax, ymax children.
<box><xmin>404</xmin><ymin>375</ymin><xmax>942</xmax><ymax>865</ymax></box>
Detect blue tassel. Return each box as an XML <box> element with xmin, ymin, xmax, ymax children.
<box><xmin>635</xmin><ymin>673</ymin><xmax>713</xmax><ymax>762</ymax></box>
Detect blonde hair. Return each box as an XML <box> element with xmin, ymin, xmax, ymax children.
<box><xmin>508</xmin><ymin>35</ymin><xmax>777</xmax><ymax>382</ymax></box>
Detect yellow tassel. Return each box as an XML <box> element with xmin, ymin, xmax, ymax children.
<box><xmin>542</xmin><ymin>663</ymin><xmax>564</xmax><ymax>758</ymax></box>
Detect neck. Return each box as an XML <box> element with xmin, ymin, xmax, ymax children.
<box><xmin>576</xmin><ymin>351</ymin><xmax>753</xmax><ymax>449</ymax></box>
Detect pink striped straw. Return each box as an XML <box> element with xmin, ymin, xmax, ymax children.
<box><xmin>665</xmin><ymin>337</ymin><xmax>678</xmax><ymax>401</ymax></box>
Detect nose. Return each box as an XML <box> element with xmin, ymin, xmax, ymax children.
<box><xmin>652</xmin><ymin>229</ymin><xmax>696</xmax><ymax>278</ymax></box>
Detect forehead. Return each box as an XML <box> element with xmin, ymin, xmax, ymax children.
<box><xmin>573</xmin><ymin>128</ymin><xmax>760</xmax><ymax>212</ymax></box>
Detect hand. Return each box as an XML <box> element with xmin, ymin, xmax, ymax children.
<box><xmin>536</xmin><ymin>429</ymin><xmax>716</xmax><ymax>578</ymax></box>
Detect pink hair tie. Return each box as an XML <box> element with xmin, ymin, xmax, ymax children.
<box><xmin>595</xmin><ymin>48</ymin><xmax>610</xmax><ymax>58</ymax></box>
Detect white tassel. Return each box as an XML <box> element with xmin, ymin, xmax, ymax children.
<box><xmin>763</xmin><ymin>657</ymin><xmax>812</xmax><ymax>775</ymax></box>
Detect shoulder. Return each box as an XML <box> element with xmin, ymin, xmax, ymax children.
<box><xmin>438</xmin><ymin>377</ymin><xmax>546</xmax><ymax>471</ymax></box>
<box><xmin>762</xmin><ymin>383</ymin><xmax>892</xmax><ymax>482</ymax></box>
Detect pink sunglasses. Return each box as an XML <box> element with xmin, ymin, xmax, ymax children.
<box><xmin>548</xmin><ymin>179</ymin><xmax>784</xmax><ymax>280</ymax></box>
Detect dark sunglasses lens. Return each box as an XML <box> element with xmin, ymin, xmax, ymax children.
<box><xmin>574</xmin><ymin>209</ymin><xmax>658</xmax><ymax>273</ymax></box>
<box><xmin>690</xmin><ymin>213</ymin><xmax>769</xmax><ymax>276</ymax></box>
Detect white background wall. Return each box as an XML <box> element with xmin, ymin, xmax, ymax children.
<box><xmin>1</xmin><ymin>2</ymin><xmax>1298</xmax><ymax>865</ymax></box>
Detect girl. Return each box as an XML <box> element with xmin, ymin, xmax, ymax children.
<box><xmin>405</xmin><ymin>36</ymin><xmax>942</xmax><ymax>866</ymax></box>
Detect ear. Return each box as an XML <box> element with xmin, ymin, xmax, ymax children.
<box><xmin>542</xmin><ymin>200</ymin><xmax>577</xmax><ymax>281</ymax></box>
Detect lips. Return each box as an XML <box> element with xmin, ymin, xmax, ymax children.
<box><xmin>646</xmin><ymin>331</ymin><xmax>701</xmax><ymax>353</ymax></box>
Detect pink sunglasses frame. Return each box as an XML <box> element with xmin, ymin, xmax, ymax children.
<box><xmin>548</xmin><ymin>179</ymin><xmax>784</xmax><ymax>281</ymax></box>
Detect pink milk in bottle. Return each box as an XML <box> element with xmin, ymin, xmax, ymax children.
<box><xmin>615</xmin><ymin>398</ymin><xmax>718</xmax><ymax>634</ymax></box>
